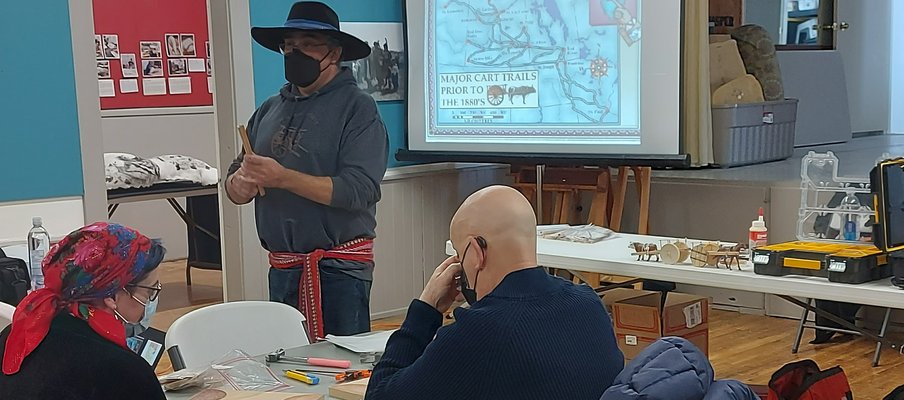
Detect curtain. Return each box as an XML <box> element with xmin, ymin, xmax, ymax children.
<box><xmin>683</xmin><ymin>0</ymin><xmax>714</xmax><ymax>166</ymax></box>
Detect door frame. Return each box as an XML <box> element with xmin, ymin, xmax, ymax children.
<box><xmin>207</xmin><ymin>0</ymin><xmax>270</xmax><ymax>301</ymax></box>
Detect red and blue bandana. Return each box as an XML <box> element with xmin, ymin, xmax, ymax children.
<box><xmin>2</xmin><ymin>222</ymin><xmax>164</xmax><ymax>374</ymax></box>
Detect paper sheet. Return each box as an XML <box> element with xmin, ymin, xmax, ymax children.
<box><xmin>98</xmin><ymin>79</ymin><xmax>115</xmax><ymax>97</ymax></box>
<box><xmin>683</xmin><ymin>302</ymin><xmax>703</xmax><ymax>329</ymax></box>
<box><xmin>188</xmin><ymin>58</ymin><xmax>206</xmax><ymax>72</ymax></box>
<box><xmin>143</xmin><ymin>78</ymin><xmax>167</xmax><ymax>95</ymax></box>
<box><xmin>119</xmin><ymin>79</ymin><xmax>139</xmax><ymax>93</ymax></box>
<box><xmin>189</xmin><ymin>390</ymin><xmax>322</xmax><ymax>399</ymax></box>
<box><xmin>537</xmin><ymin>224</ymin><xmax>614</xmax><ymax>243</ymax></box>
<box><xmin>324</xmin><ymin>330</ymin><xmax>395</xmax><ymax>353</ymax></box>
<box><xmin>168</xmin><ymin>77</ymin><xmax>192</xmax><ymax>94</ymax></box>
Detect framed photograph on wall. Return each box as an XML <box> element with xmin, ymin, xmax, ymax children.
<box><xmin>95</xmin><ymin>35</ymin><xmax>104</xmax><ymax>59</ymax></box>
<box><xmin>181</xmin><ymin>34</ymin><xmax>197</xmax><ymax>57</ymax></box>
<box><xmin>97</xmin><ymin>60</ymin><xmax>112</xmax><ymax>79</ymax></box>
<box><xmin>165</xmin><ymin>33</ymin><xmax>182</xmax><ymax>57</ymax></box>
<box><xmin>168</xmin><ymin>58</ymin><xmax>188</xmax><ymax>76</ymax></box>
<box><xmin>121</xmin><ymin>54</ymin><xmax>139</xmax><ymax>78</ymax></box>
<box><xmin>341</xmin><ymin>22</ymin><xmax>407</xmax><ymax>102</ymax></box>
<box><xmin>140</xmin><ymin>41</ymin><xmax>162</xmax><ymax>59</ymax></box>
<box><xmin>102</xmin><ymin>34</ymin><xmax>120</xmax><ymax>59</ymax></box>
<box><xmin>142</xmin><ymin>60</ymin><xmax>164</xmax><ymax>77</ymax></box>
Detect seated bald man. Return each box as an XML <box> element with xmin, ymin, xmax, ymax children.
<box><xmin>366</xmin><ymin>185</ymin><xmax>624</xmax><ymax>400</ymax></box>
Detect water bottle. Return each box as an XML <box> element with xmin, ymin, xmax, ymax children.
<box><xmin>839</xmin><ymin>193</ymin><xmax>860</xmax><ymax>241</ymax></box>
<box><xmin>27</xmin><ymin>217</ymin><xmax>50</xmax><ymax>290</ymax></box>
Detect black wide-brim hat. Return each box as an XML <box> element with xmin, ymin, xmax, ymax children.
<box><xmin>251</xmin><ymin>1</ymin><xmax>370</xmax><ymax>61</ymax></box>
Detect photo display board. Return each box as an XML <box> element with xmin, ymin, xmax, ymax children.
<box><xmin>93</xmin><ymin>0</ymin><xmax>213</xmax><ymax>109</ymax></box>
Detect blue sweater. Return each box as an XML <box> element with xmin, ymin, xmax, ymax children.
<box><xmin>366</xmin><ymin>267</ymin><xmax>624</xmax><ymax>399</ymax></box>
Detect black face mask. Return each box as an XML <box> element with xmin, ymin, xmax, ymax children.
<box><xmin>284</xmin><ymin>49</ymin><xmax>330</xmax><ymax>88</ymax></box>
<box><xmin>458</xmin><ymin>241</ymin><xmax>481</xmax><ymax>305</ymax></box>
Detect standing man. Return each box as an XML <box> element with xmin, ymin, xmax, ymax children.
<box><xmin>226</xmin><ymin>2</ymin><xmax>388</xmax><ymax>341</ymax></box>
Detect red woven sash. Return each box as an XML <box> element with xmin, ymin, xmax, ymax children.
<box><xmin>269</xmin><ymin>239</ymin><xmax>374</xmax><ymax>342</ymax></box>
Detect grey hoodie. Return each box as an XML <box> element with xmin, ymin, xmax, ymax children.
<box><xmin>228</xmin><ymin>68</ymin><xmax>389</xmax><ymax>278</ymax></box>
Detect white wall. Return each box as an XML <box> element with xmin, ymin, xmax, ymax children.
<box><xmin>890</xmin><ymin>0</ymin><xmax>904</xmax><ymax>133</ymax></box>
<box><xmin>0</xmin><ymin>198</ymin><xmax>85</xmax><ymax>245</ymax></box>
<box><xmin>837</xmin><ymin>0</ymin><xmax>892</xmax><ymax>134</ymax></box>
<box><xmin>102</xmin><ymin>109</ymin><xmax>217</xmax><ymax>260</ymax></box>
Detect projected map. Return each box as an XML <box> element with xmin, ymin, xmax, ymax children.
<box><xmin>429</xmin><ymin>0</ymin><xmax>642</xmax><ymax>140</ymax></box>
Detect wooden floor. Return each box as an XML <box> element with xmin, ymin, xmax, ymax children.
<box><xmin>152</xmin><ymin>260</ymin><xmax>904</xmax><ymax>398</ymax></box>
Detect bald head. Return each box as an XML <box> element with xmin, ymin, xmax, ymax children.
<box><xmin>450</xmin><ymin>186</ymin><xmax>538</xmax><ymax>295</ymax></box>
<box><xmin>452</xmin><ymin>185</ymin><xmax>536</xmax><ymax>244</ymax></box>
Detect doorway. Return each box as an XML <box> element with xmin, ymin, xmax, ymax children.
<box><xmin>742</xmin><ymin>0</ymin><xmax>842</xmax><ymax>50</ymax></box>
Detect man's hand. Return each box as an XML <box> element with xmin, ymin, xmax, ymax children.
<box><xmin>230</xmin><ymin>168</ymin><xmax>260</xmax><ymax>199</ymax></box>
<box><xmin>226</xmin><ymin>167</ymin><xmax>262</xmax><ymax>204</ymax></box>
<box><xmin>242</xmin><ymin>154</ymin><xmax>289</xmax><ymax>188</ymax></box>
<box><xmin>418</xmin><ymin>256</ymin><xmax>463</xmax><ymax>313</ymax></box>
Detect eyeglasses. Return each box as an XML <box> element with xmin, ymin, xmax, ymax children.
<box><xmin>127</xmin><ymin>281</ymin><xmax>162</xmax><ymax>302</ymax></box>
<box><xmin>279</xmin><ymin>40</ymin><xmax>330</xmax><ymax>54</ymax></box>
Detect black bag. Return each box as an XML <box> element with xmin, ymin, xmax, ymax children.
<box><xmin>0</xmin><ymin>249</ymin><xmax>31</xmax><ymax>306</ymax></box>
<box><xmin>886</xmin><ymin>384</ymin><xmax>904</xmax><ymax>400</ymax></box>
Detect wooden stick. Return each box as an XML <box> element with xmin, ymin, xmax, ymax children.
<box><xmin>236</xmin><ymin>125</ymin><xmax>266</xmax><ymax>197</ymax></box>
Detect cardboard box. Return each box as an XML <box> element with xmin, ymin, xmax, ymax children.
<box><xmin>601</xmin><ymin>288</ymin><xmax>656</xmax><ymax>314</ymax></box>
<box><xmin>606</xmin><ymin>290</ymin><xmax>709</xmax><ymax>360</ymax></box>
<box><xmin>599</xmin><ymin>275</ymin><xmax>643</xmax><ymax>289</ymax></box>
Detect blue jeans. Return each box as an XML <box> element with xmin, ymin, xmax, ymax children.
<box><xmin>268</xmin><ymin>266</ymin><xmax>372</xmax><ymax>336</ymax></box>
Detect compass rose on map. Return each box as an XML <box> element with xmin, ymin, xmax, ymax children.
<box><xmin>590</xmin><ymin>58</ymin><xmax>610</xmax><ymax>78</ymax></box>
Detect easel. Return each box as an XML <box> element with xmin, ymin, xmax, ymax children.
<box><xmin>511</xmin><ymin>165</ymin><xmax>653</xmax><ymax>288</ymax></box>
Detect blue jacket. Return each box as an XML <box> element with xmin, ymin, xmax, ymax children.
<box><xmin>601</xmin><ymin>337</ymin><xmax>758</xmax><ymax>400</ymax></box>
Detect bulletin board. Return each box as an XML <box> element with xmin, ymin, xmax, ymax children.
<box><xmin>93</xmin><ymin>0</ymin><xmax>213</xmax><ymax>109</ymax></box>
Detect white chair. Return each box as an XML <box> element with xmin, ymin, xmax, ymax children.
<box><xmin>0</xmin><ymin>302</ymin><xmax>15</xmax><ymax>331</ymax></box>
<box><xmin>164</xmin><ymin>301</ymin><xmax>309</xmax><ymax>370</ymax></box>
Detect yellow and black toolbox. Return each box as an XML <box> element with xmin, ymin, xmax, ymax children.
<box><xmin>870</xmin><ymin>157</ymin><xmax>904</xmax><ymax>288</ymax></box>
<box><xmin>752</xmin><ymin>241</ymin><xmax>889</xmax><ymax>284</ymax></box>
<box><xmin>752</xmin><ymin>154</ymin><xmax>904</xmax><ymax>284</ymax></box>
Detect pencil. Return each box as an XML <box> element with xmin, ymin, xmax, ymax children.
<box><xmin>236</xmin><ymin>125</ymin><xmax>266</xmax><ymax>197</ymax></box>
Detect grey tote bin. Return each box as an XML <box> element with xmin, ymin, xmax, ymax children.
<box><xmin>712</xmin><ymin>99</ymin><xmax>798</xmax><ymax>168</ymax></box>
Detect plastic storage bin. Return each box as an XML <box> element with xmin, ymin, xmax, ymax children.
<box><xmin>751</xmin><ymin>151</ymin><xmax>892</xmax><ymax>284</ymax></box>
<box><xmin>712</xmin><ymin>99</ymin><xmax>798</xmax><ymax>168</ymax></box>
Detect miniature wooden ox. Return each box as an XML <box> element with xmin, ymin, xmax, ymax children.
<box><xmin>629</xmin><ymin>242</ymin><xmax>660</xmax><ymax>262</ymax></box>
<box><xmin>711</xmin><ymin>243</ymin><xmax>748</xmax><ymax>270</ymax></box>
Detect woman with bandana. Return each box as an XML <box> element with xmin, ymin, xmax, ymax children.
<box><xmin>0</xmin><ymin>222</ymin><xmax>166</xmax><ymax>399</ymax></box>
